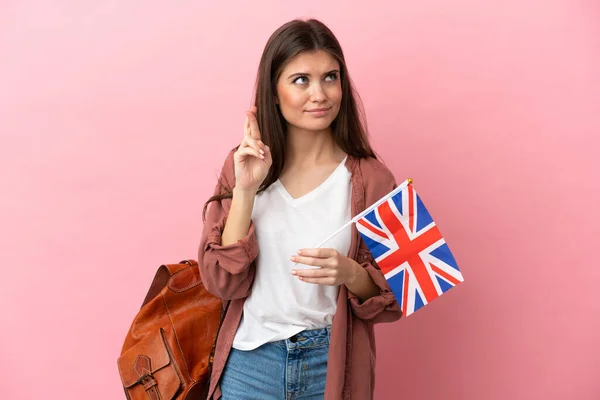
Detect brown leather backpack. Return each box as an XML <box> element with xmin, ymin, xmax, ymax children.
<box><xmin>117</xmin><ymin>259</ymin><xmax>225</xmax><ymax>400</ymax></box>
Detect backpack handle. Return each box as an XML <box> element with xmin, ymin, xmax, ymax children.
<box><xmin>140</xmin><ymin>260</ymin><xmax>197</xmax><ymax>308</ymax></box>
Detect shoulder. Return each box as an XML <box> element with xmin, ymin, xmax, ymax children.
<box><xmin>356</xmin><ymin>155</ymin><xmax>397</xmax><ymax>194</ymax></box>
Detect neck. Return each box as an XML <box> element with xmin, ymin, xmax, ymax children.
<box><xmin>284</xmin><ymin>125</ymin><xmax>341</xmax><ymax>169</ymax></box>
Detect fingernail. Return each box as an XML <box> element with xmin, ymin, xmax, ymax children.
<box><xmin>291</xmin><ymin>270</ymin><xmax>297</xmax><ymax>275</ymax></box>
<box><xmin>259</xmin><ymin>149</ymin><xmax>265</xmax><ymax>155</ymax></box>
<box><xmin>297</xmin><ymin>249</ymin><xmax>302</xmax><ymax>255</ymax></box>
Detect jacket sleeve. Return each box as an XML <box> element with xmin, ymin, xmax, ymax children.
<box><xmin>197</xmin><ymin>149</ymin><xmax>258</xmax><ymax>300</ymax></box>
<box><xmin>348</xmin><ymin>247</ymin><xmax>403</xmax><ymax>323</ymax></box>
<box><xmin>347</xmin><ymin>165</ymin><xmax>403</xmax><ymax>323</ymax></box>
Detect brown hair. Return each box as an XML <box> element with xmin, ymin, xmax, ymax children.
<box><xmin>203</xmin><ymin>18</ymin><xmax>377</xmax><ymax>220</ymax></box>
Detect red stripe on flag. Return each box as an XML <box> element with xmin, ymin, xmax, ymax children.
<box><xmin>357</xmin><ymin>218</ymin><xmax>389</xmax><ymax>239</ymax></box>
<box><xmin>377</xmin><ymin>200</ymin><xmax>442</xmax><ymax>303</ymax></box>
<box><xmin>406</xmin><ymin>254</ymin><xmax>438</xmax><ymax>303</ymax></box>
<box><xmin>430</xmin><ymin>263</ymin><xmax>461</xmax><ymax>285</ymax></box>
<box><xmin>402</xmin><ymin>269</ymin><xmax>409</xmax><ymax>316</ymax></box>
<box><xmin>375</xmin><ymin>201</ymin><xmax>404</xmax><ymax>275</ymax></box>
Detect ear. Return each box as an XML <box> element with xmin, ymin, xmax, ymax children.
<box><xmin>274</xmin><ymin>96</ymin><xmax>279</xmax><ymax>105</ymax></box>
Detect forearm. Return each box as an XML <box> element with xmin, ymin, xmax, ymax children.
<box><xmin>345</xmin><ymin>262</ymin><xmax>380</xmax><ymax>303</ymax></box>
<box><xmin>221</xmin><ymin>187</ymin><xmax>257</xmax><ymax>246</ymax></box>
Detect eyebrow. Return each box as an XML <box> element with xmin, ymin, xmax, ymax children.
<box><xmin>287</xmin><ymin>69</ymin><xmax>340</xmax><ymax>79</ymax></box>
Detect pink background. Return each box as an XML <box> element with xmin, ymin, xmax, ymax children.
<box><xmin>1</xmin><ymin>1</ymin><xmax>599</xmax><ymax>399</ymax></box>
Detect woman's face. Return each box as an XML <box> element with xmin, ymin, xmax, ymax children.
<box><xmin>275</xmin><ymin>50</ymin><xmax>342</xmax><ymax>133</ymax></box>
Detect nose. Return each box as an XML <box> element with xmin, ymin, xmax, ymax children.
<box><xmin>309</xmin><ymin>82</ymin><xmax>326</xmax><ymax>103</ymax></box>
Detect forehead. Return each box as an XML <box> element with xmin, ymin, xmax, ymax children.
<box><xmin>280</xmin><ymin>50</ymin><xmax>340</xmax><ymax>74</ymax></box>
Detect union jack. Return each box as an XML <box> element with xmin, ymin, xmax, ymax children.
<box><xmin>356</xmin><ymin>180</ymin><xmax>463</xmax><ymax>316</ymax></box>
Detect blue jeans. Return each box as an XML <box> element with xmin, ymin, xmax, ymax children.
<box><xmin>220</xmin><ymin>326</ymin><xmax>330</xmax><ymax>400</ymax></box>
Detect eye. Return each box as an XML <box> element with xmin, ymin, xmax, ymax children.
<box><xmin>293</xmin><ymin>76</ymin><xmax>308</xmax><ymax>85</ymax></box>
<box><xmin>325</xmin><ymin>72</ymin><xmax>338</xmax><ymax>82</ymax></box>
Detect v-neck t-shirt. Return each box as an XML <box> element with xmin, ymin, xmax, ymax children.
<box><xmin>232</xmin><ymin>156</ymin><xmax>352</xmax><ymax>351</ymax></box>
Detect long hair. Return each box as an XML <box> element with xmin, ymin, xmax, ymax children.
<box><xmin>203</xmin><ymin>18</ymin><xmax>377</xmax><ymax>220</ymax></box>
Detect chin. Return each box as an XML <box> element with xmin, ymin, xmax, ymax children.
<box><xmin>306</xmin><ymin>121</ymin><xmax>334</xmax><ymax>132</ymax></box>
<box><xmin>296</xmin><ymin>116</ymin><xmax>337</xmax><ymax>132</ymax></box>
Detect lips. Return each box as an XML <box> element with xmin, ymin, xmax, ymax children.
<box><xmin>305</xmin><ymin>107</ymin><xmax>331</xmax><ymax>117</ymax></box>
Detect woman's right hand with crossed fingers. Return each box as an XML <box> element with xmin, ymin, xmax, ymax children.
<box><xmin>233</xmin><ymin>106</ymin><xmax>272</xmax><ymax>193</ymax></box>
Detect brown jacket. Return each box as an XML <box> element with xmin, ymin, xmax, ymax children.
<box><xmin>198</xmin><ymin>149</ymin><xmax>403</xmax><ymax>399</ymax></box>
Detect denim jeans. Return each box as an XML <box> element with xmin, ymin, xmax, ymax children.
<box><xmin>220</xmin><ymin>326</ymin><xmax>330</xmax><ymax>400</ymax></box>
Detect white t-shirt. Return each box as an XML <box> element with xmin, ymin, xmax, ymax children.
<box><xmin>232</xmin><ymin>156</ymin><xmax>352</xmax><ymax>351</ymax></box>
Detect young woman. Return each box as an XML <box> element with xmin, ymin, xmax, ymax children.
<box><xmin>198</xmin><ymin>18</ymin><xmax>402</xmax><ymax>400</ymax></box>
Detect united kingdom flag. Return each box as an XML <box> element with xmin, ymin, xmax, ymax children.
<box><xmin>356</xmin><ymin>180</ymin><xmax>464</xmax><ymax>317</ymax></box>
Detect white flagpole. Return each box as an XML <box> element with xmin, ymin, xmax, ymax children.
<box><xmin>292</xmin><ymin>178</ymin><xmax>412</xmax><ymax>267</ymax></box>
<box><xmin>311</xmin><ymin>220</ymin><xmax>354</xmax><ymax>249</ymax></box>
